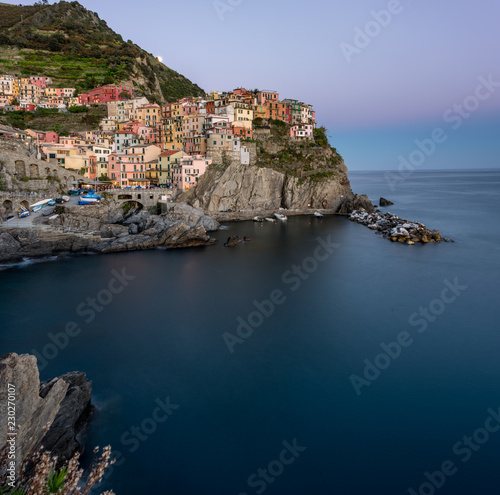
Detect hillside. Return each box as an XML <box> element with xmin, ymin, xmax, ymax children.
<box><xmin>0</xmin><ymin>1</ymin><xmax>205</xmax><ymax>102</ymax></box>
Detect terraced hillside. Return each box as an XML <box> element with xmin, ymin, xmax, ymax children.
<box><xmin>0</xmin><ymin>1</ymin><xmax>205</xmax><ymax>102</ymax></box>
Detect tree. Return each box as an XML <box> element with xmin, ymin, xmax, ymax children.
<box><xmin>119</xmin><ymin>91</ymin><xmax>131</xmax><ymax>100</ymax></box>
<box><xmin>99</xmin><ymin>174</ymin><xmax>110</xmax><ymax>182</ymax></box>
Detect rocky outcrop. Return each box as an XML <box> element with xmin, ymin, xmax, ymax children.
<box><xmin>337</xmin><ymin>194</ymin><xmax>375</xmax><ymax>215</ymax></box>
<box><xmin>380</xmin><ymin>197</ymin><xmax>394</xmax><ymax>206</ymax></box>
<box><xmin>0</xmin><ymin>353</ymin><xmax>92</xmax><ymax>477</ymax></box>
<box><xmin>184</xmin><ymin>162</ymin><xmax>354</xmax><ymax>212</ymax></box>
<box><xmin>224</xmin><ymin>235</ymin><xmax>250</xmax><ymax>247</ymax></box>
<box><xmin>348</xmin><ymin>210</ymin><xmax>453</xmax><ymax>244</ymax></box>
<box><xmin>0</xmin><ymin>202</ymin><xmax>219</xmax><ymax>264</ymax></box>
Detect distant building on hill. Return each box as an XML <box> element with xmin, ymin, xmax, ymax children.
<box><xmin>78</xmin><ymin>84</ymin><xmax>134</xmax><ymax>105</ymax></box>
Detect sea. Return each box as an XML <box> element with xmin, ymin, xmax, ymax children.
<box><xmin>1</xmin><ymin>169</ymin><xmax>499</xmax><ymax>495</ymax></box>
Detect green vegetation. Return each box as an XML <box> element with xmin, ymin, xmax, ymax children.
<box><xmin>313</xmin><ymin>126</ymin><xmax>329</xmax><ymax>147</ymax></box>
<box><xmin>0</xmin><ymin>1</ymin><xmax>205</xmax><ymax>102</ymax></box>
<box><xmin>0</xmin><ymin>105</ymin><xmax>106</xmax><ymax>132</ymax></box>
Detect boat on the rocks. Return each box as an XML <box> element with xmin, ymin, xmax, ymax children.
<box><xmin>314</xmin><ymin>212</ymin><xmax>324</xmax><ymax>219</ymax></box>
<box><xmin>274</xmin><ymin>213</ymin><xmax>288</xmax><ymax>221</ymax></box>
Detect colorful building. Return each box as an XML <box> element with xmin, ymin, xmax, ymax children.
<box><xmin>79</xmin><ymin>84</ymin><xmax>134</xmax><ymax>105</ymax></box>
<box><xmin>172</xmin><ymin>155</ymin><xmax>211</xmax><ymax>190</ymax></box>
<box><xmin>158</xmin><ymin>150</ymin><xmax>184</xmax><ymax>184</ymax></box>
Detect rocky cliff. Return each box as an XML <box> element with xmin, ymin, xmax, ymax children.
<box><xmin>0</xmin><ymin>353</ymin><xmax>92</xmax><ymax>478</ymax></box>
<box><xmin>186</xmin><ymin>161</ymin><xmax>354</xmax><ymax>212</ymax></box>
<box><xmin>185</xmin><ymin>122</ymin><xmax>359</xmax><ymax>213</ymax></box>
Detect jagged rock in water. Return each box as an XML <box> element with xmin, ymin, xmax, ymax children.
<box><xmin>224</xmin><ymin>236</ymin><xmax>251</xmax><ymax>247</ymax></box>
<box><xmin>380</xmin><ymin>197</ymin><xmax>394</xmax><ymax>206</ymax></box>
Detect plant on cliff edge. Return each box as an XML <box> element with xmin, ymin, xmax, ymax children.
<box><xmin>0</xmin><ymin>438</ymin><xmax>115</xmax><ymax>495</ymax></box>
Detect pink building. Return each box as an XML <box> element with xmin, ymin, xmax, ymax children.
<box><xmin>78</xmin><ymin>85</ymin><xmax>134</xmax><ymax>105</ymax></box>
<box><xmin>257</xmin><ymin>90</ymin><xmax>279</xmax><ymax>106</ymax></box>
<box><xmin>109</xmin><ymin>144</ymin><xmax>161</xmax><ymax>187</ymax></box>
<box><xmin>29</xmin><ymin>76</ymin><xmax>50</xmax><ymax>89</ymax></box>
<box><xmin>290</xmin><ymin>124</ymin><xmax>314</xmax><ymax>141</ymax></box>
<box><xmin>172</xmin><ymin>155</ymin><xmax>211</xmax><ymax>190</ymax></box>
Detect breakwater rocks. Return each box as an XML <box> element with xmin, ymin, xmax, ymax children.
<box><xmin>348</xmin><ymin>210</ymin><xmax>453</xmax><ymax>245</ymax></box>
<box><xmin>0</xmin><ymin>353</ymin><xmax>92</xmax><ymax>477</ymax></box>
<box><xmin>0</xmin><ymin>203</ymin><xmax>219</xmax><ymax>264</ymax></box>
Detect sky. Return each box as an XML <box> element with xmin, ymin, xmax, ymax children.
<box><xmin>7</xmin><ymin>0</ymin><xmax>500</xmax><ymax>170</ymax></box>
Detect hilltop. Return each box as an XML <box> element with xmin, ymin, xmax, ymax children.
<box><xmin>0</xmin><ymin>1</ymin><xmax>205</xmax><ymax>102</ymax></box>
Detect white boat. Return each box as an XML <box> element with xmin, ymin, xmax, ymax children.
<box><xmin>78</xmin><ymin>196</ymin><xmax>100</xmax><ymax>204</ymax></box>
<box><xmin>265</xmin><ymin>218</ymin><xmax>275</xmax><ymax>222</ymax></box>
<box><xmin>30</xmin><ymin>199</ymin><xmax>53</xmax><ymax>212</ymax></box>
<box><xmin>62</xmin><ymin>196</ymin><xmax>70</xmax><ymax>202</ymax></box>
<box><xmin>274</xmin><ymin>213</ymin><xmax>288</xmax><ymax>221</ymax></box>
<box><xmin>314</xmin><ymin>211</ymin><xmax>324</xmax><ymax>218</ymax></box>
<box><xmin>253</xmin><ymin>216</ymin><xmax>262</xmax><ymax>222</ymax></box>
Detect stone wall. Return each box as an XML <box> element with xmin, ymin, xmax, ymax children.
<box><xmin>0</xmin><ymin>137</ymin><xmax>85</xmax><ymax>218</ymax></box>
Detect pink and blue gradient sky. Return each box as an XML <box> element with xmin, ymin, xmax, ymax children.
<box><xmin>9</xmin><ymin>0</ymin><xmax>500</xmax><ymax>169</ymax></box>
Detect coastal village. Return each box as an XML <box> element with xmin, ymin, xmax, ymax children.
<box><xmin>0</xmin><ymin>75</ymin><xmax>317</xmax><ymax>191</ymax></box>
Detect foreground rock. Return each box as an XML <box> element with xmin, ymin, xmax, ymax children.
<box><xmin>349</xmin><ymin>210</ymin><xmax>453</xmax><ymax>244</ymax></box>
<box><xmin>0</xmin><ymin>353</ymin><xmax>92</xmax><ymax>477</ymax></box>
<box><xmin>0</xmin><ymin>202</ymin><xmax>219</xmax><ymax>264</ymax></box>
<box><xmin>379</xmin><ymin>197</ymin><xmax>394</xmax><ymax>206</ymax></box>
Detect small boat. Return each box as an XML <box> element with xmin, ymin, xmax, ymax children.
<box><xmin>78</xmin><ymin>200</ymin><xmax>99</xmax><ymax>205</ymax></box>
<box><xmin>30</xmin><ymin>199</ymin><xmax>53</xmax><ymax>212</ymax></box>
<box><xmin>273</xmin><ymin>213</ymin><xmax>288</xmax><ymax>221</ymax></box>
<box><xmin>48</xmin><ymin>200</ymin><xmax>56</xmax><ymax>206</ymax></box>
<box><xmin>314</xmin><ymin>211</ymin><xmax>324</xmax><ymax>219</ymax></box>
<box><xmin>62</xmin><ymin>196</ymin><xmax>70</xmax><ymax>202</ymax></box>
<box><xmin>55</xmin><ymin>198</ymin><xmax>64</xmax><ymax>204</ymax></box>
<box><xmin>68</xmin><ymin>189</ymin><xmax>80</xmax><ymax>195</ymax></box>
<box><xmin>18</xmin><ymin>209</ymin><xmax>30</xmax><ymax>218</ymax></box>
<box><xmin>253</xmin><ymin>216</ymin><xmax>262</xmax><ymax>222</ymax></box>
<box><xmin>43</xmin><ymin>207</ymin><xmax>56</xmax><ymax>216</ymax></box>
<box><xmin>265</xmin><ymin>218</ymin><xmax>275</xmax><ymax>222</ymax></box>
<box><xmin>80</xmin><ymin>191</ymin><xmax>102</xmax><ymax>204</ymax></box>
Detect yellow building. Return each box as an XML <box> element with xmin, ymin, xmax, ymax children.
<box><xmin>161</xmin><ymin>118</ymin><xmax>184</xmax><ymax>151</ymax></box>
<box><xmin>158</xmin><ymin>150</ymin><xmax>184</xmax><ymax>184</ymax></box>
<box><xmin>253</xmin><ymin>105</ymin><xmax>267</xmax><ymax>120</ymax></box>
<box><xmin>137</xmin><ymin>104</ymin><xmax>162</xmax><ymax>127</ymax></box>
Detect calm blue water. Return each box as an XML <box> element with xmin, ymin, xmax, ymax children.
<box><xmin>1</xmin><ymin>170</ymin><xmax>499</xmax><ymax>495</ymax></box>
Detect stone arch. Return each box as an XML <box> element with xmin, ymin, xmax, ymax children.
<box><xmin>118</xmin><ymin>194</ymin><xmax>133</xmax><ymax>200</ymax></box>
<box><xmin>15</xmin><ymin>160</ymin><xmax>26</xmax><ymax>176</ymax></box>
<box><xmin>20</xmin><ymin>200</ymin><xmax>29</xmax><ymax>210</ymax></box>
<box><xmin>29</xmin><ymin>163</ymin><xmax>39</xmax><ymax>178</ymax></box>
<box><xmin>69</xmin><ymin>175</ymin><xmax>76</xmax><ymax>182</ymax></box>
<box><xmin>122</xmin><ymin>200</ymin><xmax>143</xmax><ymax>213</ymax></box>
<box><xmin>51</xmin><ymin>169</ymin><xmax>59</xmax><ymax>178</ymax></box>
<box><xmin>137</xmin><ymin>193</ymin><xmax>142</xmax><ymax>199</ymax></box>
<box><xmin>3</xmin><ymin>200</ymin><xmax>13</xmax><ymax>217</ymax></box>
<box><xmin>45</xmin><ymin>167</ymin><xmax>52</xmax><ymax>176</ymax></box>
